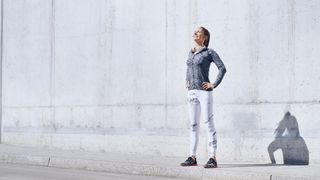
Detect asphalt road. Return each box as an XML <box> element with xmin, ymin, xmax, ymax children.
<box><xmin>0</xmin><ymin>163</ymin><xmax>180</xmax><ymax>180</ymax></box>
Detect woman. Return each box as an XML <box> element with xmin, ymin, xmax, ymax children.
<box><xmin>180</xmin><ymin>26</ymin><xmax>226</xmax><ymax>168</ymax></box>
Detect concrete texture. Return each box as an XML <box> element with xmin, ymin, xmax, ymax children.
<box><xmin>0</xmin><ymin>163</ymin><xmax>179</xmax><ymax>180</ymax></box>
<box><xmin>1</xmin><ymin>0</ymin><xmax>320</xmax><ymax>164</ymax></box>
<box><xmin>0</xmin><ymin>144</ymin><xmax>319</xmax><ymax>180</ymax></box>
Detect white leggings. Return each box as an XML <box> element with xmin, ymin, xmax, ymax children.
<box><xmin>187</xmin><ymin>90</ymin><xmax>217</xmax><ymax>157</ymax></box>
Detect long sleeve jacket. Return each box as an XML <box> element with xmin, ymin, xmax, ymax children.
<box><xmin>186</xmin><ymin>47</ymin><xmax>226</xmax><ymax>91</ymax></box>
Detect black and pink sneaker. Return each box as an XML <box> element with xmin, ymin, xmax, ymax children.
<box><xmin>204</xmin><ymin>158</ymin><xmax>218</xmax><ymax>168</ymax></box>
<box><xmin>180</xmin><ymin>157</ymin><xmax>197</xmax><ymax>166</ymax></box>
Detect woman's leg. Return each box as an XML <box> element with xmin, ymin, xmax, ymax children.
<box><xmin>199</xmin><ymin>91</ymin><xmax>217</xmax><ymax>158</ymax></box>
<box><xmin>187</xmin><ymin>90</ymin><xmax>201</xmax><ymax>157</ymax></box>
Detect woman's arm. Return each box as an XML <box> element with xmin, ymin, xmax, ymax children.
<box><xmin>210</xmin><ymin>50</ymin><xmax>227</xmax><ymax>88</ymax></box>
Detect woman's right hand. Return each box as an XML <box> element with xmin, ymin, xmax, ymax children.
<box><xmin>186</xmin><ymin>81</ymin><xmax>190</xmax><ymax>88</ymax></box>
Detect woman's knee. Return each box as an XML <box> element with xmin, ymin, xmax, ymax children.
<box><xmin>190</xmin><ymin>123</ymin><xmax>199</xmax><ymax>132</ymax></box>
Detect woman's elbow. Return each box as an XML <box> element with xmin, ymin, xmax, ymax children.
<box><xmin>221</xmin><ymin>67</ymin><xmax>227</xmax><ymax>74</ymax></box>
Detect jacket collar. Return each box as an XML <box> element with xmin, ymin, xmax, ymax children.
<box><xmin>190</xmin><ymin>46</ymin><xmax>207</xmax><ymax>55</ymax></box>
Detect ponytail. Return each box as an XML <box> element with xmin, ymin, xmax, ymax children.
<box><xmin>200</xmin><ymin>26</ymin><xmax>210</xmax><ymax>47</ymax></box>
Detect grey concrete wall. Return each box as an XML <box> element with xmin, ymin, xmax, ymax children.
<box><xmin>0</xmin><ymin>0</ymin><xmax>3</xmax><ymax>143</ymax></box>
<box><xmin>1</xmin><ymin>0</ymin><xmax>320</xmax><ymax>163</ymax></box>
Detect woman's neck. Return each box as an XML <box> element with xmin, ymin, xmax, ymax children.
<box><xmin>192</xmin><ymin>42</ymin><xmax>205</xmax><ymax>53</ymax></box>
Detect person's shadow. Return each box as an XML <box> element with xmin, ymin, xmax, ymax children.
<box><xmin>268</xmin><ymin>112</ymin><xmax>309</xmax><ymax>165</ymax></box>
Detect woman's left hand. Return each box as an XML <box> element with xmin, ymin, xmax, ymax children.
<box><xmin>202</xmin><ymin>82</ymin><xmax>215</xmax><ymax>90</ymax></box>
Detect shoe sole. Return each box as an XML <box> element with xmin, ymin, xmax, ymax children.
<box><xmin>180</xmin><ymin>164</ymin><xmax>198</xmax><ymax>167</ymax></box>
<box><xmin>203</xmin><ymin>165</ymin><xmax>218</xmax><ymax>168</ymax></box>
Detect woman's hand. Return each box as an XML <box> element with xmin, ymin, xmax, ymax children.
<box><xmin>202</xmin><ymin>82</ymin><xmax>215</xmax><ymax>90</ymax></box>
<box><xmin>186</xmin><ymin>81</ymin><xmax>190</xmax><ymax>88</ymax></box>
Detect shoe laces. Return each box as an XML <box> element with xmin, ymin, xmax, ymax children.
<box><xmin>208</xmin><ymin>158</ymin><xmax>216</xmax><ymax>164</ymax></box>
<box><xmin>186</xmin><ymin>157</ymin><xmax>194</xmax><ymax>163</ymax></box>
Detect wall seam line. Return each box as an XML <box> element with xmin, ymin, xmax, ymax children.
<box><xmin>0</xmin><ymin>0</ymin><xmax>4</xmax><ymax>143</ymax></box>
<box><xmin>50</xmin><ymin>0</ymin><xmax>56</xmax><ymax>132</ymax></box>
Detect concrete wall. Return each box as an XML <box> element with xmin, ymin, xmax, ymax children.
<box><xmin>1</xmin><ymin>0</ymin><xmax>320</xmax><ymax>163</ymax></box>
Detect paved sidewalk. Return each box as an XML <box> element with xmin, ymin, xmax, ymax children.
<box><xmin>0</xmin><ymin>144</ymin><xmax>319</xmax><ymax>180</ymax></box>
<box><xmin>0</xmin><ymin>162</ymin><xmax>179</xmax><ymax>180</ymax></box>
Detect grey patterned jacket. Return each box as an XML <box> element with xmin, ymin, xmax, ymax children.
<box><xmin>186</xmin><ymin>47</ymin><xmax>226</xmax><ymax>91</ymax></box>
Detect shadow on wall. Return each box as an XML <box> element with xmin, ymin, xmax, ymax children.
<box><xmin>268</xmin><ymin>112</ymin><xmax>309</xmax><ymax>165</ymax></box>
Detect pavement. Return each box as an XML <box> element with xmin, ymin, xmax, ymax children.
<box><xmin>0</xmin><ymin>162</ymin><xmax>179</xmax><ymax>180</ymax></box>
<box><xmin>0</xmin><ymin>144</ymin><xmax>319</xmax><ymax>180</ymax></box>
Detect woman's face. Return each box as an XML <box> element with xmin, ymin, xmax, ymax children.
<box><xmin>193</xmin><ymin>27</ymin><xmax>205</xmax><ymax>45</ymax></box>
